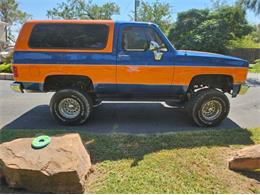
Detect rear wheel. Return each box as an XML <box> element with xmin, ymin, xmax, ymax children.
<box><xmin>50</xmin><ymin>89</ymin><xmax>93</xmax><ymax>125</ymax></box>
<box><xmin>186</xmin><ymin>89</ymin><xmax>230</xmax><ymax>127</ymax></box>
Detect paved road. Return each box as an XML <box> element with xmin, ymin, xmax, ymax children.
<box><xmin>0</xmin><ymin>80</ymin><xmax>260</xmax><ymax>134</ymax></box>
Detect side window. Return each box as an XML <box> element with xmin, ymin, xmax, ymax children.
<box><xmin>146</xmin><ymin>28</ymin><xmax>168</xmax><ymax>52</ymax></box>
<box><xmin>122</xmin><ymin>27</ymin><xmax>149</xmax><ymax>51</ymax></box>
<box><xmin>122</xmin><ymin>26</ymin><xmax>168</xmax><ymax>52</ymax></box>
<box><xmin>29</xmin><ymin>24</ymin><xmax>109</xmax><ymax>50</ymax></box>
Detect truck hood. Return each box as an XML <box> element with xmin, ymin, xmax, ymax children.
<box><xmin>175</xmin><ymin>50</ymin><xmax>249</xmax><ymax>68</ymax></box>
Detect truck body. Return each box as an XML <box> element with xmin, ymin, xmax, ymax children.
<box><xmin>11</xmin><ymin>20</ymin><xmax>249</xmax><ymax>126</ymax></box>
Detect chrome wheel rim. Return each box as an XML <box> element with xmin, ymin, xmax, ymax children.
<box><xmin>201</xmin><ymin>100</ymin><xmax>222</xmax><ymax>121</ymax></box>
<box><xmin>58</xmin><ymin>98</ymin><xmax>81</xmax><ymax>119</ymax></box>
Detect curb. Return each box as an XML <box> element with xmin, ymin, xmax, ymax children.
<box><xmin>0</xmin><ymin>73</ymin><xmax>13</xmax><ymax>80</ymax></box>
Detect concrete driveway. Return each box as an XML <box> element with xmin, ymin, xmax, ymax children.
<box><xmin>0</xmin><ymin>80</ymin><xmax>260</xmax><ymax>134</ymax></box>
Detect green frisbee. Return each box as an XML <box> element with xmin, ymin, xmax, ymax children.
<box><xmin>32</xmin><ymin>135</ymin><xmax>51</xmax><ymax>149</ymax></box>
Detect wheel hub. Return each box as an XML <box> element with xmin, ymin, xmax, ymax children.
<box><xmin>201</xmin><ymin>100</ymin><xmax>222</xmax><ymax>121</ymax></box>
<box><xmin>58</xmin><ymin>98</ymin><xmax>81</xmax><ymax>119</ymax></box>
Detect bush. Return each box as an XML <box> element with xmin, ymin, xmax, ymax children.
<box><xmin>0</xmin><ymin>63</ymin><xmax>12</xmax><ymax>73</ymax></box>
<box><xmin>255</xmin><ymin>59</ymin><xmax>260</xmax><ymax>65</ymax></box>
<box><xmin>249</xmin><ymin>59</ymin><xmax>260</xmax><ymax>73</ymax></box>
<box><xmin>228</xmin><ymin>35</ymin><xmax>260</xmax><ymax>49</ymax></box>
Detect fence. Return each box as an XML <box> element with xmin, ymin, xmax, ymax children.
<box><xmin>229</xmin><ymin>48</ymin><xmax>260</xmax><ymax>63</ymax></box>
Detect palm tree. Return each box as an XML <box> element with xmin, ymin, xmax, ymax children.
<box><xmin>240</xmin><ymin>0</ymin><xmax>260</xmax><ymax>15</ymax></box>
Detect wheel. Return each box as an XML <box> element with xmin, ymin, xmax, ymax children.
<box><xmin>50</xmin><ymin>89</ymin><xmax>93</xmax><ymax>125</ymax></box>
<box><xmin>186</xmin><ymin>89</ymin><xmax>230</xmax><ymax>127</ymax></box>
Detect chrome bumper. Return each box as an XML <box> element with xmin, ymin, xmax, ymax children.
<box><xmin>239</xmin><ymin>83</ymin><xmax>250</xmax><ymax>95</ymax></box>
<box><xmin>10</xmin><ymin>82</ymin><xmax>23</xmax><ymax>93</ymax></box>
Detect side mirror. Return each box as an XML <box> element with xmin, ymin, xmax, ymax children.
<box><xmin>149</xmin><ymin>41</ymin><xmax>163</xmax><ymax>61</ymax></box>
<box><xmin>149</xmin><ymin>41</ymin><xmax>160</xmax><ymax>51</ymax></box>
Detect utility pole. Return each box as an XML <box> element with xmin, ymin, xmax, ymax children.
<box><xmin>134</xmin><ymin>0</ymin><xmax>140</xmax><ymax>21</ymax></box>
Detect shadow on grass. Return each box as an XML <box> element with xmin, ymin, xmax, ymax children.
<box><xmin>0</xmin><ymin>103</ymin><xmax>256</xmax><ymax>166</ymax></box>
<box><xmin>0</xmin><ymin>128</ymin><xmax>255</xmax><ymax>167</ymax></box>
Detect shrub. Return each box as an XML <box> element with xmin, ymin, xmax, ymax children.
<box><xmin>255</xmin><ymin>59</ymin><xmax>260</xmax><ymax>65</ymax></box>
<box><xmin>228</xmin><ymin>35</ymin><xmax>260</xmax><ymax>49</ymax></box>
<box><xmin>0</xmin><ymin>63</ymin><xmax>12</xmax><ymax>73</ymax></box>
<box><xmin>249</xmin><ymin>59</ymin><xmax>260</xmax><ymax>73</ymax></box>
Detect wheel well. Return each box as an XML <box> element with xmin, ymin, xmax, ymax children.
<box><xmin>44</xmin><ymin>75</ymin><xmax>94</xmax><ymax>92</ymax></box>
<box><xmin>188</xmin><ymin>74</ymin><xmax>233</xmax><ymax>94</ymax></box>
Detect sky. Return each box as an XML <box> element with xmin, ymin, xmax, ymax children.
<box><xmin>17</xmin><ymin>0</ymin><xmax>259</xmax><ymax>24</ymax></box>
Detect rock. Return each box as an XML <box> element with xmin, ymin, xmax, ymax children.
<box><xmin>229</xmin><ymin>144</ymin><xmax>260</xmax><ymax>171</ymax></box>
<box><xmin>0</xmin><ymin>133</ymin><xmax>91</xmax><ymax>193</ymax></box>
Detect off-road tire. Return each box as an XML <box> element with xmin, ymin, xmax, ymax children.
<box><xmin>50</xmin><ymin>88</ymin><xmax>93</xmax><ymax>125</ymax></box>
<box><xmin>186</xmin><ymin>89</ymin><xmax>230</xmax><ymax>127</ymax></box>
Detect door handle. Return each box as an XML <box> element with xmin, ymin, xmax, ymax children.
<box><xmin>118</xmin><ymin>54</ymin><xmax>129</xmax><ymax>57</ymax></box>
<box><xmin>118</xmin><ymin>54</ymin><xmax>130</xmax><ymax>59</ymax></box>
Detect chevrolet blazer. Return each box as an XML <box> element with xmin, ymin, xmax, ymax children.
<box><xmin>11</xmin><ymin>20</ymin><xmax>249</xmax><ymax>127</ymax></box>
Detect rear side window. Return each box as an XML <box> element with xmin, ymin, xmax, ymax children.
<box><xmin>29</xmin><ymin>23</ymin><xmax>109</xmax><ymax>50</ymax></box>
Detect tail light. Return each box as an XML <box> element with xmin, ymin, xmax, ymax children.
<box><xmin>12</xmin><ymin>65</ymin><xmax>18</xmax><ymax>77</ymax></box>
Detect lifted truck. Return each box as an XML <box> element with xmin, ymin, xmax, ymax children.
<box><xmin>11</xmin><ymin>20</ymin><xmax>249</xmax><ymax>127</ymax></box>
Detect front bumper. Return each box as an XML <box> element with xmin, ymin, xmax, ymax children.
<box><xmin>232</xmin><ymin>83</ymin><xmax>250</xmax><ymax>97</ymax></box>
<box><xmin>10</xmin><ymin>82</ymin><xmax>23</xmax><ymax>93</ymax></box>
<box><xmin>239</xmin><ymin>83</ymin><xmax>250</xmax><ymax>95</ymax></box>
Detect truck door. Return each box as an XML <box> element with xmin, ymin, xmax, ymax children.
<box><xmin>116</xmin><ymin>24</ymin><xmax>174</xmax><ymax>96</ymax></box>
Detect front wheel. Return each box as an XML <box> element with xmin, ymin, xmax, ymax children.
<box><xmin>50</xmin><ymin>89</ymin><xmax>93</xmax><ymax>125</ymax></box>
<box><xmin>186</xmin><ymin>89</ymin><xmax>230</xmax><ymax>127</ymax></box>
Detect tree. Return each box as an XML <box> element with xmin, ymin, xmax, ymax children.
<box><xmin>168</xmin><ymin>5</ymin><xmax>253</xmax><ymax>53</ymax></box>
<box><xmin>229</xmin><ymin>24</ymin><xmax>260</xmax><ymax>48</ymax></box>
<box><xmin>239</xmin><ymin>0</ymin><xmax>260</xmax><ymax>15</ymax></box>
<box><xmin>47</xmin><ymin>0</ymin><xmax>120</xmax><ymax>20</ymax></box>
<box><xmin>0</xmin><ymin>0</ymin><xmax>30</xmax><ymax>43</ymax></box>
<box><xmin>130</xmin><ymin>0</ymin><xmax>172</xmax><ymax>34</ymax></box>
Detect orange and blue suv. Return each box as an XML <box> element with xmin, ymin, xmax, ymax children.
<box><xmin>11</xmin><ymin>20</ymin><xmax>249</xmax><ymax>126</ymax></box>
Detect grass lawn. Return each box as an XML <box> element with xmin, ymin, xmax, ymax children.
<box><xmin>0</xmin><ymin>128</ymin><xmax>260</xmax><ymax>193</ymax></box>
<box><xmin>249</xmin><ymin>64</ymin><xmax>260</xmax><ymax>73</ymax></box>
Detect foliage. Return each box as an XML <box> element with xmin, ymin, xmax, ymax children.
<box><xmin>0</xmin><ymin>128</ymin><xmax>259</xmax><ymax>193</ymax></box>
<box><xmin>255</xmin><ymin>58</ymin><xmax>260</xmax><ymax>64</ymax></box>
<box><xmin>251</xmin><ymin>24</ymin><xmax>260</xmax><ymax>43</ymax></box>
<box><xmin>239</xmin><ymin>0</ymin><xmax>260</xmax><ymax>15</ymax></box>
<box><xmin>1</xmin><ymin>52</ymin><xmax>13</xmax><ymax>64</ymax></box>
<box><xmin>168</xmin><ymin>5</ymin><xmax>253</xmax><ymax>53</ymax></box>
<box><xmin>0</xmin><ymin>63</ymin><xmax>11</xmax><ymax>73</ymax></box>
<box><xmin>0</xmin><ymin>0</ymin><xmax>31</xmax><ymax>43</ymax></box>
<box><xmin>130</xmin><ymin>0</ymin><xmax>172</xmax><ymax>34</ymax></box>
<box><xmin>229</xmin><ymin>34</ymin><xmax>260</xmax><ymax>48</ymax></box>
<box><xmin>47</xmin><ymin>0</ymin><xmax>119</xmax><ymax>20</ymax></box>
<box><xmin>249</xmin><ymin>59</ymin><xmax>260</xmax><ymax>72</ymax></box>
<box><xmin>228</xmin><ymin>24</ymin><xmax>260</xmax><ymax>48</ymax></box>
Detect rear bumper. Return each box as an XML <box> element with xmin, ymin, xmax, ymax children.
<box><xmin>10</xmin><ymin>82</ymin><xmax>24</xmax><ymax>93</ymax></box>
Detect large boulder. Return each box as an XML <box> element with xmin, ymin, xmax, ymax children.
<box><xmin>0</xmin><ymin>133</ymin><xmax>92</xmax><ymax>193</ymax></box>
<box><xmin>229</xmin><ymin>144</ymin><xmax>260</xmax><ymax>171</ymax></box>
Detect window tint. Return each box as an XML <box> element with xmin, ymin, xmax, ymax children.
<box><xmin>122</xmin><ymin>27</ymin><xmax>149</xmax><ymax>51</ymax></box>
<box><xmin>29</xmin><ymin>23</ymin><xmax>109</xmax><ymax>50</ymax></box>
<box><xmin>122</xmin><ymin>26</ymin><xmax>168</xmax><ymax>52</ymax></box>
<box><xmin>146</xmin><ymin>28</ymin><xmax>168</xmax><ymax>51</ymax></box>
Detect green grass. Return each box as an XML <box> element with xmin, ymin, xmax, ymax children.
<box><xmin>1</xmin><ymin>128</ymin><xmax>260</xmax><ymax>193</ymax></box>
